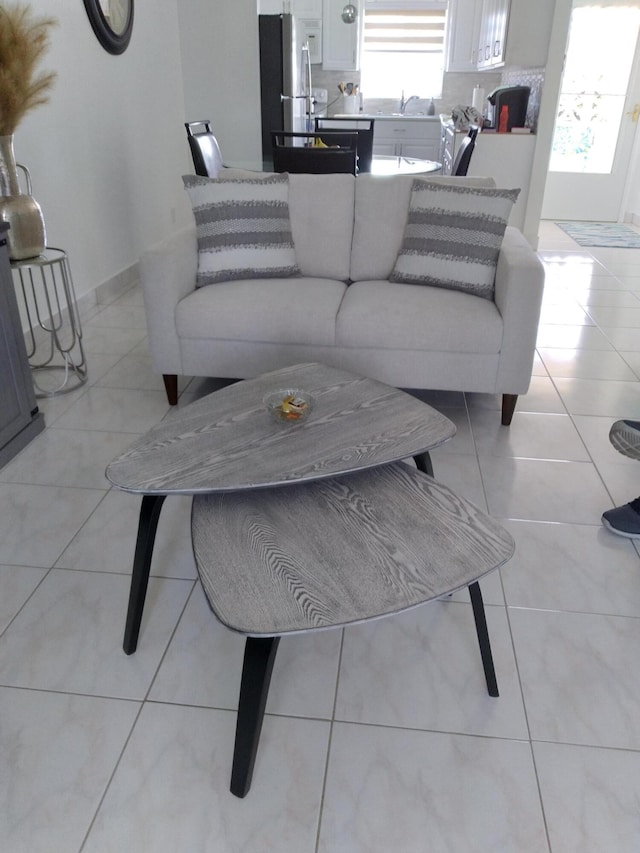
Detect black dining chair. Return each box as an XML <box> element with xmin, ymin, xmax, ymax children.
<box><xmin>314</xmin><ymin>117</ymin><xmax>375</xmax><ymax>173</ymax></box>
<box><xmin>185</xmin><ymin>120</ymin><xmax>224</xmax><ymax>177</ymax></box>
<box><xmin>271</xmin><ymin>131</ymin><xmax>358</xmax><ymax>175</ymax></box>
<box><xmin>452</xmin><ymin>125</ymin><xmax>480</xmax><ymax>177</ymax></box>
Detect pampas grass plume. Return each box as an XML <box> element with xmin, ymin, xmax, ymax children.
<box><xmin>0</xmin><ymin>3</ymin><xmax>57</xmax><ymax>136</ymax></box>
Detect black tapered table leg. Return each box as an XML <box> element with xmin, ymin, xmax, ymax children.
<box><xmin>468</xmin><ymin>581</ymin><xmax>499</xmax><ymax>697</ymax></box>
<box><xmin>123</xmin><ymin>494</ymin><xmax>166</xmax><ymax>655</ymax></box>
<box><xmin>413</xmin><ymin>451</ymin><xmax>434</xmax><ymax>477</ymax></box>
<box><xmin>230</xmin><ymin>636</ymin><xmax>281</xmax><ymax>798</ymax></box>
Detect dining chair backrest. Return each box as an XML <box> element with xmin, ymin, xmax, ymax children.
<box><xmin>271</xmin><ymin>131</ymin><xmax>358</xmax><ymax>175</ymax></box>
<box><xmin>452</xmin><ymin>125</ymin><xmax>480</xmax><ymax>177</ymax></box>
<box><xmin>314</xmin><ymin>118</ymin><xmax>375</xmax><ymax>173</ymax></box>
<box><xmin>185</xmin><ymin>120</ymin><xmax>224</xmax><ymax>178</ymax></box>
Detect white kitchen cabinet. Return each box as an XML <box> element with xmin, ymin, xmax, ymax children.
<box><xmin>476</xmin><ymin>0</ymin><xmax>491</xmax><ymax>67</ymax></box>
<box><xmin>445</xmin><ymin>0</ymin><xmax>483</xmax><ymax>71</ymax></box>
<box><xmin>322</xmin><ymin>0</ymin><xmax>362</xmax><ymax>70</ymax></box>
<box><xmin>477</xmin><ymin>0</ymin><xmax>508</xmax><ymax>69</ymax></box>
<box><xmin>475</xmin><ymin>0</ymin><xmax>553</xmax><ymax>70</ymax></box>
<box><xmin>372</xmin><ymin>119</ymin><xmax>441</xmax><ymax>160</ymax></box>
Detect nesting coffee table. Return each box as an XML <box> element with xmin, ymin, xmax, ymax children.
<box><xmin>106</xmin><ymin>362</ymin><xmax>514</xmax><ymax>797</ymax></box>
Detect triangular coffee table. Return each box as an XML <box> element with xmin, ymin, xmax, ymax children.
<box><xmin>107</xmin><ymin>363</ymin><xmax>514</xmax><ymax>797</ymax></box>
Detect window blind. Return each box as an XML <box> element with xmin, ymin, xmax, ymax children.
<box><xmin>364</xmin><ymin>4</ymin><xmax>447</xmax><ymax>55</ymax></box>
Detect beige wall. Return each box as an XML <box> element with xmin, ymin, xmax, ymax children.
<box><xmin>11</xmin><ymin>1</ymin><xmax>190</xmax><ymax>302</ymax></box>
<box><xmin>177</xmin><ymin>0</ymin><xmax>263</xmax><ymax>170</ymax></box>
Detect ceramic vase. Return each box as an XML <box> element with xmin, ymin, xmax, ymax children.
<box><xmin>0</xmin><ymin>134</ymin><xmax>46</xmax><ymax>260</ymax></box>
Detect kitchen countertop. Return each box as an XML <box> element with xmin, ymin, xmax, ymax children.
<box><xmin>440</xmin><ymin>115</ymin><xmax>534</xmax><ymax>135</ymax></box>
<box><xmin>333</xmin><ymin>113</ymin><xmax>440</xmax><ymax>121</ymax></box>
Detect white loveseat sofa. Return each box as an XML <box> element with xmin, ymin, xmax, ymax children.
<box><xmin>140</xmin><ymin>172</ymin><xmax>544</xmax><ymax>424</ymax></box>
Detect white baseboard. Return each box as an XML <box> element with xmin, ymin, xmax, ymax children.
<box><xmin>95</xmin><ymin>260</ymin><xmax>140</xmax><ymax>305</ymax></box>
<box><xmin>20</xmin><ymin>260</ymin><xmax>140</xmax><ymax>345</ymax></box>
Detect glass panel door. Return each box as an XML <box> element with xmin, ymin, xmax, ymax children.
<box><xmin>542</xmin><ymin>0</ymin><xmax>640</xmax><ymax>221</ymax></box>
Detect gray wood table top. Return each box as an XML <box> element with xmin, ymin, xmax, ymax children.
<box><xmin>106</xmin><ymin>363</ymin><xmax>455</xmax><ymax>495</ymax></box>
<box><xmin>192</xmin><ymin>461</ymin><xmax>514</xmax><ymax>636</ymax></box>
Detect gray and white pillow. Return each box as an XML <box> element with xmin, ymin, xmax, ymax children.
<box><xmin>183</xmin><ymin>174</ymin><xmax>299</xmax><ymax>287</ymax></box>
<box><xmin>390</xmin><ymin>180</ymin><xmax>520</xmax><ymax>300</ymax></box>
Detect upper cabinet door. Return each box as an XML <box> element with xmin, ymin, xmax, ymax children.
<box><xmin>323</xmin><ymin>0</ymin><xmax>362</xmax><ymax>70</ymax></box>
<box><xmin>472</xmin><ymin>0</ymin><xmax>551</xmax><ymax>70</ymax></box>
<box><xmin>491</xmin><ymin>0</ymin><xmax>509</xmax><ymax>66</ymax></box>
<box><xmin>445</xmin><ymin>0</ymin><xmax>483</xmax><ymax>72</ymax></box>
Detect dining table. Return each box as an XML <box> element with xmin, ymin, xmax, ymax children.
<box><xmin>370</xmin><ymin>154</ymin><xmax>442</xmax><ymax>175</ymax></box>
<box><xmin>223</xmin><ymin>155</ymin><xmax>442</xmax><ymax>177</ymax></box>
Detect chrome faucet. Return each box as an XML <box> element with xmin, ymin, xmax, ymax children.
<box><xmin>400</xmin><ymin>91</ymin><xmax>420</xmax><ymax>114</ymax></box>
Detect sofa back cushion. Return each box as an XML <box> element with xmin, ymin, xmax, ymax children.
<box><xmin>350</xmin><ymin>174</ymin><xmax>496</xmax><ymax>282</ymax></box>
<box><xmin>286</xmin><ymin>173</ymin><xmax>355</xmax><ymax>281</ymax></box>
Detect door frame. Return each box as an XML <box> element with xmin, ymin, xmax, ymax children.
<box><xmin>541</xmin><ymin>0</ymin><xmax>640</xmax><ymax>223</ymax></box>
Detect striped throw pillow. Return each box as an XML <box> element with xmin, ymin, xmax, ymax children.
<box><xmin>183</xmin><ymin>174</ymin><xmax>299</xmax><ymax>287</ymax></box>
<box><xmin>390</xmin><ymin>180</ymin><xmax>520</xmax><ymax>300</ymax></box>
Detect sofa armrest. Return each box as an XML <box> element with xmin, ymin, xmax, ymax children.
<box><xmin>140</xmin><ymin>226</ymin><xmax>198</xmax><ymax>375</ymax></box>
<box><xmin>493</xmin><ymin>227</ymin><xmax>545</xmax><ymax>393</ymax></box>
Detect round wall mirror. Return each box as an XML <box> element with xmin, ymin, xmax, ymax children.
<box><xmin>83</xmin><ymin>0</ymin><xmax>134</xmax><ymax>54</ymax></box>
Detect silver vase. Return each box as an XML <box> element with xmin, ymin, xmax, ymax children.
<box><xmin>0</xmin><ymin>134</ymin><xmax>46</xmax><ymax>260</ymax></box>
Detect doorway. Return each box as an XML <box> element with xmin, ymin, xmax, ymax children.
<box><xmin>542</xmin><ymin>0</ymin><xmax>640</xmax><ymax>222</ymax></box>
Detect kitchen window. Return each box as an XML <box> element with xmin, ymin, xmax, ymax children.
<box><xmin>360</xmin><ymin>0</ymin><xmax>447</xmax><ymax>99</ymax></box>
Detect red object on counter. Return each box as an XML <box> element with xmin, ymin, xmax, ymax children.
<box><xmin>498</xmin><ymin>105</ymin><xmax>509</xmax><ymax>133</ymax></box>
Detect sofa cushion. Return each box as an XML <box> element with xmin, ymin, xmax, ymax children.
<box><xmin>223</xmin><ymin>170</ymin><xmax>356</xmax><ymax>282</ymax></box>
<box><xmin>183</xmin><ymin>174</ymin><xmax>299</xmax><ymax>286</ymax></box>
<box><xmin>335</xmin><ymin>280</ymin><xmax>503</xmax><ymax>353</ymax></box>
<box><xmin>176</xmin><ymin>277</ymin><xmax>347</xmax><ymax>347</ymax></box>
<box><xmin>389</xmin><ymin>180</ymin><xmax>520</xmax><ymax>299</ymax></box>
<box><xmin>287</xmin><ymin>174</ymin><xmax>355</xmax><ymax>281</ymax></box>
<box><xmin>350</xmin><ymin>175</ymin><xmax>496</xmax><ymax>282</ymax></box>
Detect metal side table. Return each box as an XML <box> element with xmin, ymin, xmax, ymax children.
<box><xmin>11</xmin><ymin>247</ymin><xmax>87</xmax><ymax>397</ymax></box>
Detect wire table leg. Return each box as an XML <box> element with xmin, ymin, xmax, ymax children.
<box><xmin>11</xmin><ymin>247</ymin><xmax>88</xmax><ymax>396</ymax></box>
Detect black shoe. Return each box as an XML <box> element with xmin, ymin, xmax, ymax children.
<box><xmin>609</xmin><ymin>419</ymin><xmax>640</xmax><ymax>461</ymax></box>
<box><xmin>602</xmin><ymin>496</ymin><xmax>640</xmax><ymax>538</ymax></box>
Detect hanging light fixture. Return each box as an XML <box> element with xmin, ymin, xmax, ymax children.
<box><xmin>341</xmin><ymin>4</ymin><xmax>357</xmax><ymax>24</ymax></box>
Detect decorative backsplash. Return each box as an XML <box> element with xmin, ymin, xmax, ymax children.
<box><xmin>501</xmin><ymin>67</ymin><xmax>545</xmax><ymax>132</ymax></box>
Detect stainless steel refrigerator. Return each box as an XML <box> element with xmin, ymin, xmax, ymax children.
<box><xmin>258</xmin><ymin>14</ymin><xmax>313</xmax><ymax>166</ymax></box>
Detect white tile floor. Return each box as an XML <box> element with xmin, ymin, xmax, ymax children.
<box><xmin>2</xmin><ymin>221</ymin><xmax>640</xmax><ymax>851</ymax></box>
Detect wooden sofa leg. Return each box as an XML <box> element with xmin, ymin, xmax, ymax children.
<box><xmin>163</xmin><ymin>374</ymin><xmax>178</xmax><ymax>405</ymax></box>
<box><xmin>501</xmin><ymin>394</ymin><xmax>518</xmax><ymax>426</ymax></box>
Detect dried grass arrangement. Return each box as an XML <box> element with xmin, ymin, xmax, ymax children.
<box><xmin>0</xmin><ymin>3</ymin><xmax>57</xmax><ymax>136</ymax></box>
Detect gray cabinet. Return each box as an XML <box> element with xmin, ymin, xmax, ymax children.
<box><xmin>0</xmin><ymin>224</ymin><xmax>44</xmax><ymax>468</ymax></box>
